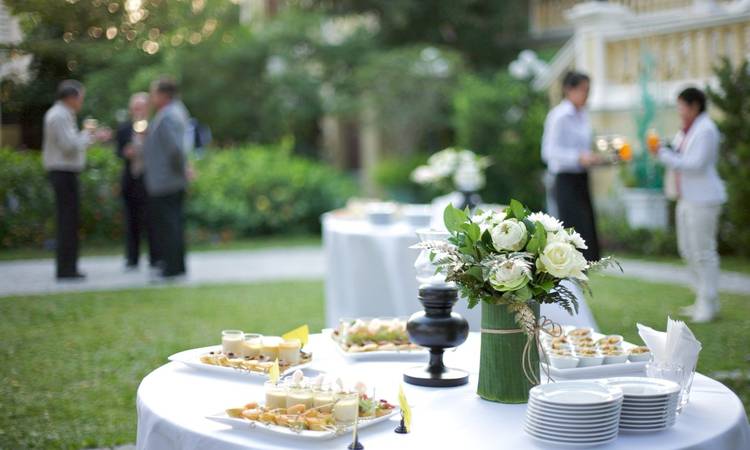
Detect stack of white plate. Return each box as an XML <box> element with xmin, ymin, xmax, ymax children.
<box><xmin>603</xmin><ymin>377</ymin><xmax>680</xmax><ymax>432</ymax></box>
<box><xmin>525</xmin><ymin>381</ymin><xmax>623</xmax><ymax>447</ymax></box>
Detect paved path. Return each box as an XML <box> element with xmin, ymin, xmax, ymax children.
<box><xmin>603</xmin><ymin>258</ymin><xmax>750</xmax><ymax>296</ymax></box>
<box><xmin>0</xmin><ymin>247</ymin><xmax>748</xmax><ymax>297</ymax></box>
<box><xmin>0</xmin><ymin>247</ymin><xmax>324</xmax><ymax>297</ymax></box>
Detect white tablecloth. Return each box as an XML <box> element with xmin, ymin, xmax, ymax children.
<box><xmin>322</xmin><ymin>213</ymin><xmax>598</xmax><ymax>331</ymax></box>
<box><xmin>137</xmin><ymin>333</ymin><xmax>750</xmax><ymax>450</ymax></box>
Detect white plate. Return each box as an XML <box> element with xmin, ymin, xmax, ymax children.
<box><xmin>526</xmin><ymin>410</ymin><xmax>621</xmax><ymax>427</ymax></box>
<box><xmin>528</xmin><ymin>400</ymin><xmax>621</xmax><ymax>415</ymax></box>
<box><xmin>205</xmin><ymin>408</ymin><xmax>399</xmax><ymax>440</ymax></box>
<box><xmin>623</xmin><ymin>394</ymin><xmax>679</xmax><ymax>404</ymax></box>
<box><xmin>604</xmin><ymin>377</ymin><xmax>681</xmax><ymax>397</ymax></box>
<box><xmin>530</xmin><ymin>381</ymin><xmax>623</xmax><ymax>406</ymax></box>
<box><xmin>621</xmin><ymin>411</ymin><xmax>675</xmax><ymax>420</ymax></box>
<box><xmin>524</xmin><ymin>425</ymin><xmax>619</xmax><ymax>445</ymax></box>
<box><xmin>619</xmin><ymin>423</ymin><xmax>676</xmax><ymax>432</ymax></box>
<box><xmin>620</xmin><ymin>418</ymin><xmax>676</xmax><ymax>427</ymax></box>
<box><xmin>524</xmin><ymin>421</ymin><xmax>619</xmax><ymax>439</ymax></box>
<box><xmin>526</xmin><ymin>405</ymin><xmax>622</xmax><ymax>421</ymax></box>
<box><xmin>323</xmin><ymin>329</ymin><xmax>427</xmax><ymax>361</ymax></box>
<box><xmin>526</xmin><ymin>413</ymin><xmax>618</xmax><ymax>430</ymax></box>
<box><xmin>621</xmin><ymin>405</ymin><xmax>677</xmax><ymax>414</ymax></box>
<box><xmin>525</xmin><ymin>415</ymin><xmax>619</xmax><ymax>432</ymax></box>
<box><xmin>168</xmin><ymin>346</ymin><xmax>312</xmax><ymax>380</ymax></box>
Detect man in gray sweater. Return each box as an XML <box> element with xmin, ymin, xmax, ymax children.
<box><xmin>42</xmin><ymin>80</ymin><xmax>109</xmax><ymax>280</ymax></box>
<box><xmin>143</xmin><ymin>77</ymin><xmax>191</xmax><ymax>279</ymax></box>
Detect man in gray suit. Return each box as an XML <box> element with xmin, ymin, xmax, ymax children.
<box><xmin>143</xmin><ymin>77</ymin><xmax>191</xmax><ymax>279</ymax></box>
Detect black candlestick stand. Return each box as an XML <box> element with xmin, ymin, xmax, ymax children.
<box><xmin>403</xmin><ymin>285</ymin><xmax>469</xmax><ymax>387</ymax></box>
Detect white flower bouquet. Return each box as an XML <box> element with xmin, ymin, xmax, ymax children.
<box><xmin>415</xmin><ymin>199</ymin><xmax>618</xmax><ymax>403</ymax></box>
<box><xmin>411</xmin><ymin>147</ymin><xmax>491</xmax><ymax>192</ymax></box>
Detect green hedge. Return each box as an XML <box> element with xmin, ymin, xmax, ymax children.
<box><xmin>0</xmin><ymin>145</ymin><xmax>356</xmax><ymax>249</ymax></box>
<box><xmin>0</xmin><ymin>147</ymin><xmax>123</xmax><ymax>249</ymax></box>
<box><xmin>187</xmin><ymin>144</ymin><xmax>356</xmax><ymax>236</ymax></box>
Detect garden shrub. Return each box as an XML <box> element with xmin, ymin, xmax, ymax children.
<box><xmin>0</xmin><ymin>144</ymin><xmax>356</xmax><ymax>249</ymax></box>
<box><xmin>453</xmin><ymin>71</ymin><xmax>548</xmax><ymax>209</ymax></box>
<box><xmin>0</xmin><ymin>147</ymin><xmax>122</xmax><ymax>249</ymax></box>
<box><xmin>187</xmin><ymin>143</ymin><xmax>357</xmax><ymax>236</ymax></box>
<box><xmin>598</xmin><ymin>214</ymin><xmax>678</xmax><ymax>257</ymax></box>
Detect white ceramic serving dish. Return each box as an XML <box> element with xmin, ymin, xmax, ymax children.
<box><xmin>603</xmin><ymin>353</ymin><xmax>629</xmax><ymax>365</ymax></box>
<box><xmin>206</xmin><ymin>407</ymin><xmax>399</xmax><ymax>440</ymax></box>
<box><xmin>548</xmin><ymin>355</ymin><xmax>579</xmax><ymax>369</ymax></box>
<box><xmin>323</xmin><ymin>328</ymin><xmax>427</xmax><ymax>361</ymax></box>
<box><xmin>628</xmin><ymin>351</ymin><xmax>652</xmax><ymax>362</ymax></box>
<box><xmin>541</xmin><ymin>328</ymin><xmax>650</xmax><ymax>379</ymax></box>
<box><xmin>402</xmin><ymin>204</ymin><xmax>432</xmax><ymax>228</ymax></box>
<box><xmin>168</xmin><ymin>345</ymin><xmax>312</xmax><ymax>380</ymax></box>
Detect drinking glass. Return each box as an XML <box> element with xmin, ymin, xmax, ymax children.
<box><xmin>646</xmin><ymin>361</ymin><xmax>693</xmax><ymax>413</ymax></box>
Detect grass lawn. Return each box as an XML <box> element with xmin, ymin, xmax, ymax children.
<box><xmin>0</xmin><ymin>276</ymin><xmax>748</xmax><ymax>449</ymax></box>
<box><xmin>0</xmin><ymin>235</ymin><xmax>321</xmax><ymax>261</ymax></box>
<box><xmin>0</xmin><ymin>281</ymin><xmax>325</xmax><ymax>450</ymax></box>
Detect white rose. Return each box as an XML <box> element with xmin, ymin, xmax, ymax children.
<box><xmin>491</xmin><ymin>219</ymin><xmax>528</xmax><ymax>251</ymax></box>
<box><xmin>488</xmin><ymin>258</ymin><xmax>531</xmax><ymax>292</ymax></box>
<box><xmin>537</xmin><ymin>242</ymin><xmax>588</xmax><ymax>280</ymax></box>
<box><xmin>527</xmin><ymin>212</ymin><xmax>564</xmax><ymax>232</ymax></box>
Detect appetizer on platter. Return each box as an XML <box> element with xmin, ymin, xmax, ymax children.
<box><xmin>227</xmin><ymin>373</ymin><xmax>397</xmax><ymax>433</ymax></box>
<box><xmin>199</xmin><ymin>330</ymin><xmax>312</xmax><ymax>374</ymax></box>
<box><xmin>541</xmin><ymin>326</ymin><xmax>650</xmax><ymax>370</ymax></box>
<box><xmin>331</xmin><ymin>318</ymin><xmax>420</xmax><ymax>353</ymax></box>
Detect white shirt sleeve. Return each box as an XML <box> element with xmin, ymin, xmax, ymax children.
<box><xmin>542</xmin><ymin>113</ymin><xmax>584</xmax><ymax>172</ymax></box>
<box><xmin>49</xmin><ymin>113</ymin><xmax>91</xmax><ymax>156</ymax></box>
<box><xmin>659</xmin><ymin>128</ymin><xmax>716</xmax><ymax>173</ymax></box>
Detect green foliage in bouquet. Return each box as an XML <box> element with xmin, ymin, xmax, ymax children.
<box><xmin>417</xmin><ymin>199</ymin><xmax>619</xmax><ymax>332</ymax></box>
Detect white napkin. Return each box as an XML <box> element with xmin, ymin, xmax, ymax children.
<box><xmin>637</xmin><ymin>317</ymin><xmax>702</xmax><ymax>371</ymax></box>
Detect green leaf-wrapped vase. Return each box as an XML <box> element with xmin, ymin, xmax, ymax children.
<box><xmin>477</xmin><ymin>301</ymin><xmax>540</xmax><ymax>403</ymax></box>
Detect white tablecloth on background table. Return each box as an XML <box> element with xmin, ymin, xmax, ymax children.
<box><xmin>322</xmin><ymin>212</ymin><xmax>598</xmax><ymax>331</ymax></box>
<box><xmin>137</xmin><ymin>333</ymin><xmax>750</xmax><ymax>450</ymax></box>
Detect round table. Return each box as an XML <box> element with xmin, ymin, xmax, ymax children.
<box><xmin>137</xmin><ymin>333</ymin><xmax>750</xmax><ymax>450</ymax></box>
<box><xmin>322</xmin><ymin>212</ymin><xmax>599</xmax><ymax>331</ymax></box>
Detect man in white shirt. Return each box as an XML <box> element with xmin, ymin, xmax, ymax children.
<box><xmin>655</xmin><ymin>87</ymin><xmax>726</xmax><ymax>323</ymax></box>
<box><xmin>42</xmin><ymin>80</ymin><xmax>109</xmax><ymax>280</ymax></box>
<box><xmin>541</xmin><ymin>71</ymin><xmax>603</xmax><ymax>261</ymax></box>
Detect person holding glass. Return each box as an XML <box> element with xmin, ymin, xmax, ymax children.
<box><xmin>651</xmin><ymin>87</ymin><xmax>726</xmax><ymax>323</ymax></box>
<box><xmin>42</xmin><ymin>80</ymin><xmax>110</xmax><ymax>280</ymax></box>
<box><xmin>541</xmin><ymin>71</ymin><xmax>601</xmax><ymax>261</ymax></box>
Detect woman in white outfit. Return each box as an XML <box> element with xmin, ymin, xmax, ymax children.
<box><xmin>654</xmin><ymin>87</ymin><xmax>726</xmax><ymax>323</ymax></box>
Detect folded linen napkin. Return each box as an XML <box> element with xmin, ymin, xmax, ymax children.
<box><xmin>637</xmin><ymin>317</ymin><xmax>702</xmax><ymax>371</ymax></box>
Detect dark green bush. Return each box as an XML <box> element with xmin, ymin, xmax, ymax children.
<box><xmin>0</xmin><ymin>147</ymin><xmax>123</xmax><ymax>249</ymax></box>
<box><xmin>453</xmin><ymin>71</ymin><xmax>548</xmax><ymax>209</ymax></box>
<box><xmin>187</xmin><ymin>143</ymin><xmax>356</xmax><ymax>236</ymax></box>
<box><xmin>708</xmin><ymin>58</ymin><xmax>750</xmax><ymax>257</ymax></box>
<box><xmin>372</xmin><ymin>153</ymin><xmax>433</xmax><ymax>203</ymax></box>
<box><xmin>598</xmin><ymin>214</ymin><xmax>678</xmax><ymax>256</ymax></box>
<box><xmin>0</xmin><ymin>144</ymin><xmax>356</xmax><ymax>249</ymax></box>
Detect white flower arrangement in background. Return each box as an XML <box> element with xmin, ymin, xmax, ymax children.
<box><xmin>411</xmin><ymin>147</ymin><xmax>491</xmax><ymax>192</ymax></box>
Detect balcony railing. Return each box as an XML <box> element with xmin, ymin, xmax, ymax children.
<box><xmin>531</xmin><ymin>0</ymin><xmax>733</xmax><ymax>35</ymax></box>
<box><xmin>605</xmin><ymin>20</ymin><xmax>750</xmax><ymax>84</ymax></box>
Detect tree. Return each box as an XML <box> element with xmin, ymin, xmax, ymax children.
<box><xmin>708</xmin><ymin>58</ymin><xmax>750</xmax><ymax>256</ymax></box>
<box><xmin>305</xmin><ymin>0</ymin><xmax>530</xmax><ymax>68</ymax></box>
<box><xmin>453</xmin><ymin>71</ymin><xmax>547</xmax><ymax>209</ymax></box>
<box><xmin>2</xmin><ymin>0</ymin><xmax>238</xmax><ymax>148</ymax></box>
